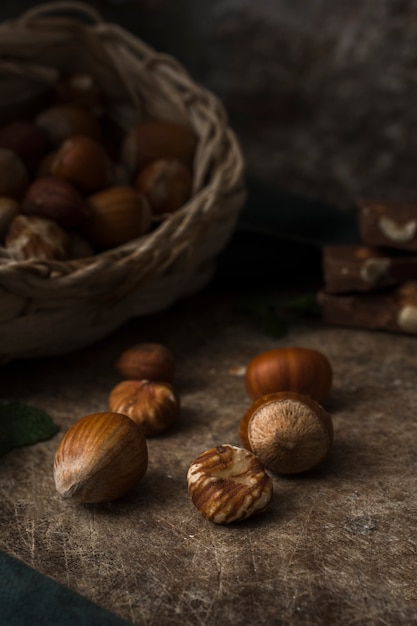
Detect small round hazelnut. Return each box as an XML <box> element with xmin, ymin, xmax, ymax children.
<box><xmin>35</xmin><ymin>104</ymin><xmax>102</xmax><ymax>147</ymax></box>
<box><xmin>109</xmin><ymin>379</ymin><xmax>180</xmax><ymax>436</ymax></box>
<box><xmin>0</xmin><ymin>119</ymin><xmax>47</xmax><ymax>171</ymax></box>
<box><xmin>84</xmin><ymin>185</ymin><xmax>152</xmax><ymax>249</ymax></box>
<box><xmin>22</xmin><ymin>176</ymin><xmax>87</xmax><ymax>229</ymax></box>
<box><xmin>121</xmin><ymin>119</ymin><xmax>197</xmax><ymax>173</ymax></box>
<box><xmin>53</xmin><ymin>411</ymin><xmax>148</xmax><ymax>503</ymax></box>
<box><xmin>134</xmin><ymin>157</ymin><xmax>193</xmax><ymax>215</ymax></box>
<box><xmin>50</xmin><ymin>135</ymin><xmax>112</xmax><ymax>193</ymax></box>
<box><xmin>114</xmin><ymin>342</ymin><xmax>175</xmax><ymax>383</ymax></box>
<box><xmin>187</xmin><ymin>444</ymin><xmax>273</xmax><ymax>524</ymax></box>
<box><xmin>0</xmin><ymin>149</ymin><xmax>29</xmax><ymax>199</ymax></box>
<box><xmin>239</xmin><ymin>391</ymin><xmax>334</xmax><ymax>475</ymax></box>
<box><xmin>244</xmin><ymin>346</ymin><xmax>333</xmax><ymax>403</ymax></box>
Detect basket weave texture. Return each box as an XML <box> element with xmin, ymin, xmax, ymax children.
<box><xmin>0</xmin><ymin>2</ymin><xmax>246</xmax><ymax>362</ymax></box>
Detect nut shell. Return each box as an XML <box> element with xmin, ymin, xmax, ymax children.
<box><xmin>115</xmin><ymin>342</ymin><xmax>175</xmax><ymax>382</ymax></box>
<box><xmin>240</xmin><ymin>391</ymin><xmax>333</xmax><ymax>475</ymax></box>
<box><xmin>187</xmin><ymin>444</ymin><xmax>273</xmax><ymax>524</ymax></box>
<box><xmin>35</xmin><ymin>104</ymin><xmax>102</xmax><ymax>147</ymax></box>
<box><xmin>122</xmin><ymin>120</ymin><xmax>197</xmax><ymax>173</ymax></box>
<box><xmin>84</xmin><ymin>185</ymin><xmax>152</xmax><ymax>249</ymax></box>
<box><xmin>244</xmin><ymin>346</ymin><xmax>333</xmax><ymax>403</ymax></box>
<box><xmin>22</xmin><ymin>176</ymin><xmax>87</xmax><ymax>229</ymax></box>
<box><xmin>53</xmin><ymin>411</ymin><xmax>148</xmax><ymax>503</ymax></box>
<box><xmin>109</xmin><ymin>379</ymin><xmax>180</xmax><ymax>436</ymax></box>
<box><xmin>134</xmin><ymin>157</ymin><xmax>193</xmax><ymax>215</ymax></box>
<box><xmin>50</xmin><ymin>135</ymin><xmax>112</xmax><ymax>193</ymax></box>
<box><xmin>0</xmin><ymin>149</ymin><xmax>29</xmax><ymax>198</ymax></box>
<box><xmin>5</xmin><ymin>214</ymin><xmax>70</xmax><ymax>261</ymax></box>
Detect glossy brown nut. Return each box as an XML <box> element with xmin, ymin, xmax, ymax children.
<box><xmin>240</xmin><ymin>391</ymin><xmax>333</xmax><ymax>475</ymax></box>
<box><xmin>114</xmin><ymin>342</ymin><xmax>175</xmax><ymax>383</ymax></box>
<box><xmin>35</xmin><ymin>104</ymin><xmax>102</xmax><ymax>147</ymax></box>
<box><xmin>134</xmin><ymin>157</ymin><xmax>193</xmax><ymax>215</ymax></box>
<box><xmin>109</xmin><ymin>379</ymin><xmax>180</xmax><ymax>436</ymax></box>
<box><xmin>121</xmin><ymin>120</ymin><xmax>197</xmax><ymax>173</ymax></box>
<box><xmin>244</xmin><ymin>346</ymin><xmax>333</xmax><ymax>403</ymax></box>
<box><xmin>22</xmin><ymin>176</ymin><xmax>87</xmax><ymax>229</ymax></box>
<box><xmin>53</xmin><ymin>411</ymin><xmax>148</xmax><ymax>503</ymax></box>
<box><xmin>50</xmin><ymin>135</ymin><xmax>112</xmax><ymax>193</ymax></box>
<box><xmin>84</xmin><ymin>185</ymin><xmax>152</xmax><ymax>249</ymax></box>
<box><xmin>0</xmin><ymin>119</ymin><xmax>48</xmax><ymax>171</ymax></box>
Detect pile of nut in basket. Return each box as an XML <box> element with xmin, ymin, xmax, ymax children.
<box><xmin>319</xmin><ymin>198</ymin><xmax>417</xmax><ymax>335</ymax></box>
<box><xmin>0</xmin><ymin>1</ymin><xmax>246</xmax><ymax>363</ymax></box>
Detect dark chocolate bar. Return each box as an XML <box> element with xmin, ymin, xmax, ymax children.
<box><xmin>318</xmin><ymin>282</ymin><xmax>417</xmax><ymax>334</ymax></box>
<box><xmin>322</xmin><ymin>245</ymin><xmax>417</xmax><ymax>293</ymax></box>
<box><xmin>358</xmin><ymin>199</ymin><xmax>417</xmax><ymax>251</ymax></box>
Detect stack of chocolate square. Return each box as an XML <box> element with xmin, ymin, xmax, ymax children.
<box><xmin>318</xmin><ymin>199</ymin><xmax>417</xmax><ymax>335</ymax></box>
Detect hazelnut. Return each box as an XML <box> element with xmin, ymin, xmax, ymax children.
<box><xmin>0</xmin><ymin>197</ymin><xmax>20</xmax><ymax>242</ymax></box>
<box><xmin>5</xmin><ymin>214</ymin><xmax>70</xmax><ymax>261</ymax></box>
<box><xmin>239</xmin><ymin>391</ymin><xmax>334</xmax><ymax>475</ymax></box>
<box><xmin>22</xmin><ymin>176</ymin><xmax>87</xmax><ymax>229</ymax></box>
<box><xmin>109</xmin><ymin>379</ymin><xmax>180</xmax><ymax>436</ymax></box>
<box><xmin>114</xmin><ymin>342</ymin><xmax>175</xmax><ymax>382</ymax></box>
<box><xmin>187</xmin><ymin>444</ymin><xmax>273</xmax><ymax>524</ymax></box>
<box><xmin>53</xmin><ymin>411</ymin><xmax>148</xmax><ymax>503</ymax></box>
<box><xmin>84</xmin><ymin>185</ymin><xmax>152</xmax><ymax>249</ymax></box>
<box><xmin>50</xmin><ymin>135</ymin><xmax>112</xmax><ymax>193</ymax></box>
<box><xmin>134</xmin><ymin>157</ymin><xmax>193</xmax><ymax>215</ymax></box>
<box><xmin>244</xmin><ymin>346</ymin><xmax>333</xmax><ymax>403</ymax></box>
<box><xmin>0</xmin><ymin>119</ymin><xmax>47</xmax><ymax>171</ymax></box>
<box><xmin>35</xmin><ymin>104</ymin><xmax>102</xmax><ymax>147</ymax></box>
<box><xmin>0</xmin><ymin>149</ymin><xmax>29</xmax><ymax>198</ymax></box>
<box><xmin>121</xmin><ymin>119</ymin><xmax>197</xmax><ymax>173</ymax></box>
<box><xmin>54</xmin><ymin>72</ymin><xmax>103</xmax><ymax>112</ymax></box>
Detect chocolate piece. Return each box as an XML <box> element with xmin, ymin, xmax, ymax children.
<box><xmin>358</xmin><ymin>199</ymin><xmax>417</xmax><ymax>251</ymax></box>
<box><xmin>322</xmin><ymin>245</ymin><xmax>417</xmax><ymax>293</ymax></box>
<box><xmin>318</xmin><ymin>282</ymin><xmax>417</xmax><ymax>334</ymax></box>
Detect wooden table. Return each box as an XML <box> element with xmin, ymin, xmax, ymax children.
<box><xmin>0</xmin><ymin>288</ymin><xmax>416</xmax><ymax>625</ymax></box>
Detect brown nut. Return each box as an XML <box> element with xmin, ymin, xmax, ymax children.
<box><xmin>53</xmin><ymin>411</ymin><xmax>148</xmax><ymax>503</ymax></box>
<box><xmin>115</xmin><ymin>342</ymin><xmax>175</xmax><ymax>382</ymax></box>
<box><xmin>5</xmin><ymin>214</ymin><xmax>70</xmax><ymax>261</ymax></box>
<box><xmin>0</xmin><ymin>197</ymin><xmax>20</xmax><ymax>242</ymax></box>
<box><xmin>35</xmin><ymin>104</ymin><xmax>102</xmax><ymax>147</ymax></box>
<box><xmin>121</xmin><ymin>120</ymin><xmax>197</xmax><ymax>173</ymax></box>
<box><xmin>22</xmin><ymin>176</ymin><xmax>87</xmax><ymax>229</ymax></box>
<box><xmin>134</xmin><ymin>157</ymin><xmax>193</xmax><ymax>216</ymax></box>
<box><xmin>109</xmin><ymin>379</ymin><xmax>180</xmax><ymax>436</ymax></box>
<box><xmin>187</xmin><ymin>444</ymin><xmax>273</xmax><ymax>524</ymax></box>
<box><xmin>244</xmin><ymin>346</ymin><xmax>333</xmax><ymax>403</ymax></box>
<box><xmin>50</xmin><ymin>135</ymin><xmax>112</xmax><ymax>193</ymax></box>
<box><xmin>0</xmin><ymin>149</ymin><xmax>29</xmax><ymax>199</ymax></box>
<box><xmin>0</xmin><ymin>119</ymin><xmax>47</xmax><ymax>171</ymax></box>
<box><xmin>84</xmin><ymin>185</ymin><xmax>152</xmax><ymax>249</ymax></box>
<box><xmin>240</xmin><ymin>391</ymin><xmax>333</xmax><ymax>475</ymax></box>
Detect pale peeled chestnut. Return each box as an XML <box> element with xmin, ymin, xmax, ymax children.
<box><xmin>84</xmin><ymin>185</ymin><xmax>152</xmax><ymax>249</ymax></box>
<box><xmin>240</xmin><ymin>391</ymin><xmax>333</xmax><ymax>475</ymax></box>
<box><xmin>134</xmin><ymin>157</ymin><xmax>193</xmax><ymax>215</ymax></box>
<box><xmin>50</xmin><ymin>135</ymin><xmax>112</xmax><ymax>193</ymax></box>
<box><xmin>109</xmin><ymin>379</ymin><xmax>180</xmax><ymax>436</ymax></box>
<box><xmin>121</xmin><ymin>119</ymin><xmax>197</xmax><ymax>173</ymax></box>
<box><xmin>53</xmin><ymin>411</ymin><xmax>148</xmax><ymax>503</ymax></box>
<box><xmin>114</xmin><ymin>342</ymin><xmax>175</xmax><ymax>382</ymax></box>
<box><xmin>244</xmin><ymin>346</ymin><xmax>332</xmax><ymax>403</ymax></box>
<box><xmin>187</xmin><ymin>444</ymin><xmax>273</xmax><ymax>524</ymax></box>
<box><xmin>5</xmin><ymin>214</ymin><xmax>70</xmax><ymax>261</ymax></box>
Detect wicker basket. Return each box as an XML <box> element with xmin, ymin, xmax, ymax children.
<box><xmin>0</xmin><ymin>2</ymin><xmax>246</xmax><ymax>363</ymax></box>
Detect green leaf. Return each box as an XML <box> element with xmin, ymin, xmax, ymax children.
<box><xmin>0</xmin><ymin>400</ymin><xmax>59</xmax><ymax>455</ymax></box>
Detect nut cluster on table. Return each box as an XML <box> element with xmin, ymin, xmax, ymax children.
<box><xmin>53</xmin><ymin>340</ymin><xmax>335</xmax><ymax>527</ymax></box>
<box><xmin>0</xmin><ymin>72</ymin><xmax>195</xmax><ymax>261</ymax></box>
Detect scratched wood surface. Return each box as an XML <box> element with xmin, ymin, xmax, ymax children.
<box><xmin>0</xmin><ymin>290</ymin><xmax>416</xmax><ymax>625</ymax></box>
